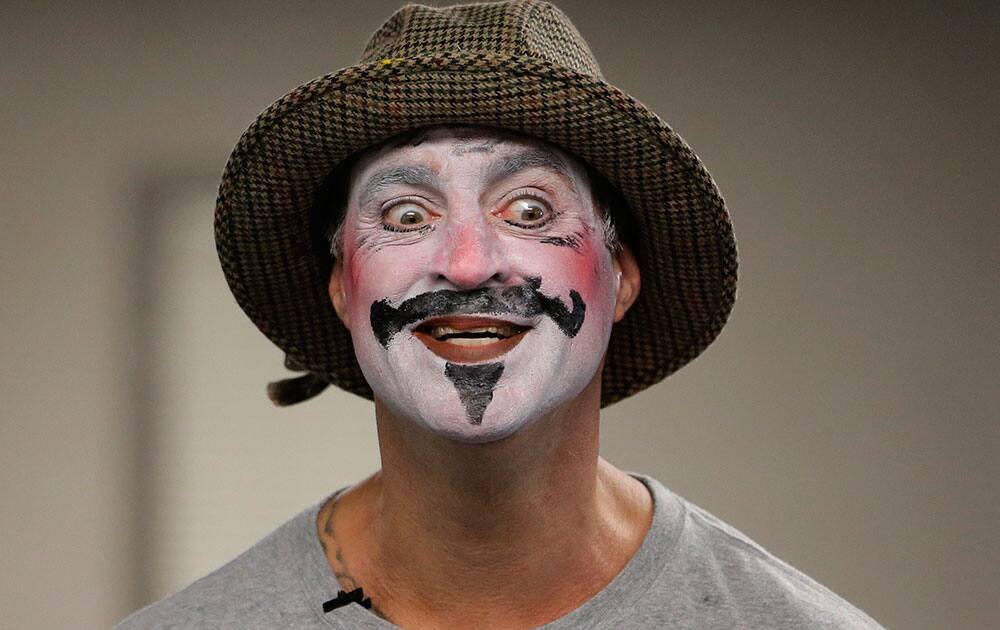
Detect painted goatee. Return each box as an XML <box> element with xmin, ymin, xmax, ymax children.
<box><xmin>444</xmin><ymin>362</ymin><xmax>505</xmax><ymax>425</ymax></box>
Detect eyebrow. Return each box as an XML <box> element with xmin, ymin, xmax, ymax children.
<box><xmin>483</xmin><ymin>148</ymin><xmax>578</xmax><ymax>194</ymax></box>
<box><xmin>357</xmin><ymin>165</ymin><xmax>442</xmax><ymax>207</ymax></box>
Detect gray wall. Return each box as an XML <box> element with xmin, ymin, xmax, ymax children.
<box><xmin>2</xmin><ymin>1</ymin><xmax>997</xmax><ymax>628</ymax></box>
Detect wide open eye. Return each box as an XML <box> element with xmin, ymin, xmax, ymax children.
<box><xmin>498</xmin><ymin>198</ymin><xmax>552</xmax><ymax>228</ymax></box>
<box><xmin>383</xmin><ymin>202</ymin><xmax>435</xmax><ymax>231</ymax></box>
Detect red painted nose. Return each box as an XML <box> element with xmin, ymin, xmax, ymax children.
<box><xmin>433</xmin><ymin>221</ymin><xmax>510</xmax><ymax>289</ymax></box>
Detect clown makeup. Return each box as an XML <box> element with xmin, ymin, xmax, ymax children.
<box><xmin>333</xmin><ymin>126</ymin><xmax>622</xmax><ymax>443</ymax></box>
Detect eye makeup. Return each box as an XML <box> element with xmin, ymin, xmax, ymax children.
<box><xmin>539</xmin><ymin>233</ymin><xmax>584</xmax><ymax>252</ymax></box>
<box><xmin>358</xmin><ymin>223</ymin><xmax>436</xmax><ymax>254</ymax></box>
<box><xmin>381</xmin><ymin>223</ymin><xmax>435</xmax><ymax>234</ymax></box>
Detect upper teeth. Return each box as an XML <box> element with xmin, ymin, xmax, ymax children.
<box><xmin>430</xmin><ymin>325</ymin><xmax>515</xmax><ymax>339</ymax></box>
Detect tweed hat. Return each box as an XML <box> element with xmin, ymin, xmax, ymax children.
<box><xmin>215</xmin><ymin>0</ymin><xmax>738</xmax><ymax>408</ymax></box>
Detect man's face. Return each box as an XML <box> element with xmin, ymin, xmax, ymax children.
<box><xmin>330</xmin><ymin>126</ymin><xmax>629</xmax><ymax>443</ymax></box>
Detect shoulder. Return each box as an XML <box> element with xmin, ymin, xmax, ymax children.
<box><xmin>629</xmin><ymin>475</ymin><xmax>885</xmax><ymax>629</ymax></box>
<box><xmin>673</xmin><ymin>491</ymin><xmax>884</xmax><ymax>629</ymax></box>
<box><xmin>115</xmin><ymin>503</ymin><xmax>325</xmax><ymax>630</ymax></box>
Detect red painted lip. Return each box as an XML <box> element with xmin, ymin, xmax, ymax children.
<box><xmin>412</xmin><ymin>316</ymin><xmax>531</xmax><ymax>363</ymax></box>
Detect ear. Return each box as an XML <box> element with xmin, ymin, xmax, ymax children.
<box><xmin>611</xmin><ymin>244</ymin><xmax>640</xmax><ymax>323</ymax></box>
<box><xmin>328</xmin><ymin>257</ymin><xmax>351</xmax><ymax>330</ymax></box>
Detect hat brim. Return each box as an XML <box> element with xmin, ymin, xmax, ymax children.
<box><xmin>216</xmin><ymin>52</ymin><xmax>738</xmax><ymax>407</ymax></box>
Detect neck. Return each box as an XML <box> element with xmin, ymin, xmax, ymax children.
<box><xmin>318</xmin><ymin>371</ymin><xmax>653</xmax><ymax>628</ymax></box>
<box><xmin>378</xmin><ymin>373</ymin><xmax>602</xmax><ymax>531</ymax></box>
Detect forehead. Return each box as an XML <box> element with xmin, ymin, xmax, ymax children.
<box><xmin>347</xmin><ymin>125</ymin><xmax>592</xmax><ymax>197</ymax></box>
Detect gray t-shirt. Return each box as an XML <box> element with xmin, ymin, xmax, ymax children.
<box><xmin>117</xmin><ymin>474</ymin><xmax>884</xmax><ymax>629</ymax></box>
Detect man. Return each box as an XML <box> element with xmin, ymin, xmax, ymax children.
<box><xmin>119</xmin><ymin>1</ymin><xmax>883</xmax><ymax>628</ymax></box>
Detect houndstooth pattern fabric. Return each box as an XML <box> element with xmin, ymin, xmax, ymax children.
<box><xmin>215</xmin><ymin>0</ymin><xmax>738</xmax><ymax>407</ymax></box>
<box><xmin>360</xmin><ymin>1</ymin><xmax>602</xmax><ymax>78</ymax></box>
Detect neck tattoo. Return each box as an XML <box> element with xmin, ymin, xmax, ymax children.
<box><xmin>319</xmin><ymin>500</ymin><xmax>391</xmax><ymax>621</ymax></box>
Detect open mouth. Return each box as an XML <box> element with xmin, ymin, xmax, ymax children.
<box><xmin>412</xmin><ymin>316</ymin><xmax>531</xmax><ymax>362</ymax></box>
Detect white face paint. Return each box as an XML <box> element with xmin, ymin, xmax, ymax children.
<box><xmin>334</xmin><ymin>126</ymin><xmax>619</xmax><ymax>443</ymax></box>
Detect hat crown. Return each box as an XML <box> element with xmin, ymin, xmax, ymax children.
<box><xmin>360</xmin><ymin>0</ymin><xmax>602</xmax><ymax>78</ymax></box>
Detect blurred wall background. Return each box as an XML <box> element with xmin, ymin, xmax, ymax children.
<box><xmin>2</xmin><ymin>1</ymin><xmax>997</xmax><ymax>628</ymax></box>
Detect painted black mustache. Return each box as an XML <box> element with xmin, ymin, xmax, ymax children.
<box><xmin>370</xmin><ymin>277</ymin><xmax>586</xmax><ymax>347</ymax></box>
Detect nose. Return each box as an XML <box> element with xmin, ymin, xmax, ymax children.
<box><xmin>432</xmin><ymin>219</ymin><xmax>510</xmax><ymax>290</ymax></box>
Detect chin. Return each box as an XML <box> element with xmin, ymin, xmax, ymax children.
<box><xmin>404</xmin><ymin>402</ymin><xmax>535</xmax><ymax>444</ymax></box>
<box><xmin>438</xmin><ymin>414</ymin><xmax>534</xmax><ymax>444</ymax></box>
